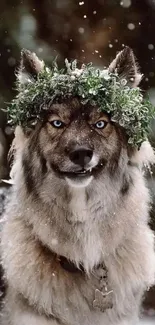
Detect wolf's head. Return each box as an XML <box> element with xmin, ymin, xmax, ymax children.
<box><xmin>11</xmin><ymin>48</ymin><xmax>151</xmax><ymax>195</ymax></box>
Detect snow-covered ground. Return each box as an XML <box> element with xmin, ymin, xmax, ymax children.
<box><xmin>140</xmin><ymin>316</ymin><xmax>155</xmax><ymax>324</ymax></box>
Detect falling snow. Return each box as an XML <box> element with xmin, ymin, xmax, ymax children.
<box><xmin>109</xmin><ymin>44</ymin><xmax>113</xmax><ymax>48</ymax></box>
<box><xmin>79</xmin><ymin>1</ymin><xmax>84</xmax><ymax>5</ymax></box>
<box><xmin>127</xmin><ymin>23</ymin><xmax>135</xmax><ymax>30</ymax></box>
<box><xmin>38</xmin><ymin>47</ymin><xmax>43</xmax><ymax>53</ymax></box>
<box><xmin>120</xmin><ymin>0</ymin><xmax>132</xmax><ymax>8</ymax></box>
<box><xmin>8</xmin><ymin>57</ymin><xmax>16</xmax><ymax>66</ymax></box>
<box><xmin>149</xmin><ymin>72</ymin><xmax>155</xmax><ymax>77</ymax></box>
<box><xmin>78</xmin><ymin>27</ymin><xmax>85</xmax><ymax>34</ymax></box>
<box><xmin>83</xmin><ymin>15</ymin><xmax>87</xmax><ymax>18</ymax></box>
<box><xmin>148</xmin><ymin>44</ymin><xmax>154</xmax><ymax>50</ymax></box>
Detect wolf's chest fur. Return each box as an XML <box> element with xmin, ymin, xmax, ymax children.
<box><xmin>49</xmin><ymin>187</ymin><xmax>104</xmax><ymax>270</ymax></box>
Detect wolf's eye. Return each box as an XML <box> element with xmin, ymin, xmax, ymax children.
<box><xmin>50</xmin><ymin>120</ymin><xmax>64</xmax><ymax>128</ymax></box>
<box><xmin>95</xmin><ymin>120</ymin><xmax>107</xmax><ymax>129</ymax></box>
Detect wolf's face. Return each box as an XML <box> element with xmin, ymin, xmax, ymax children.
<box><xmin>14</xmin><ymin>47</ymin><xmax>142</xmax><ymax>192</ymax></box>
<box><xmin>27</xmin><ymin>97</ymin><xmax>127</xmax><ymax>188</ymax></box>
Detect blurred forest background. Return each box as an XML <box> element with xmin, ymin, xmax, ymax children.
<box><xmin>0</xmin><ymin>0</ymin><xmax>155</xmax><ymax>314</ymax></box>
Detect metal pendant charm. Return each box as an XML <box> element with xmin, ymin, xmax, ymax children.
<box><xmin>93</xmin><ymin>288</ymin><xmax>113</xmax><ymax>312</ymax></box>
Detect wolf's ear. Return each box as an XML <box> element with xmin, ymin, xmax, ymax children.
<box><xmin>109</xmin><ymin>47</ymin><xmax>142</xmax><ymax>87</ymax></box>
<box><xmin>17</xmin><ymin>49</ymin><xmax>44</xmax><ymax>85</ymax></box>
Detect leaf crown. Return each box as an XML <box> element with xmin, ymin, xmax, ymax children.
<box><xmin>7</xmin><ymin>47</ymin><xmax>155</xmax><ymax>147</ymax></box>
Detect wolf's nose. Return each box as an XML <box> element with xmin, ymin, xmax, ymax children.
<box><xmin>69</xmin><ymin>148</ymin><xmax>93</xmax><ymax>166</ymax></box>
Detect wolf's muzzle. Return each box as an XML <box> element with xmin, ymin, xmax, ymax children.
<box><xmin>69</xmin><ymin>147</ymin><xmax>93</xmax><ymax>167</ymax></box>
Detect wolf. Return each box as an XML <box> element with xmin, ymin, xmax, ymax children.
<box><xmin>0</xmin><ymin>47</ymin><xmax>155</xmax><ymax>325</ymax></box>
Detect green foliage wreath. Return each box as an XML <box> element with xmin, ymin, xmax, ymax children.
<box><xmin>7</xmin><ymin>59</ymin><xmax>155</xmax><ymax>147</ymax></box>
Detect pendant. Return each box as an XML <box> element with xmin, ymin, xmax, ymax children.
<box><xmin>92</xmin><ymin>263</ymin><xmax>113</xmax><ymax>312</ymax></box>
<box><xmin>93</xmin><ymin>287</ymin><xmax>113</xmax><ymax>312</ymax></box>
